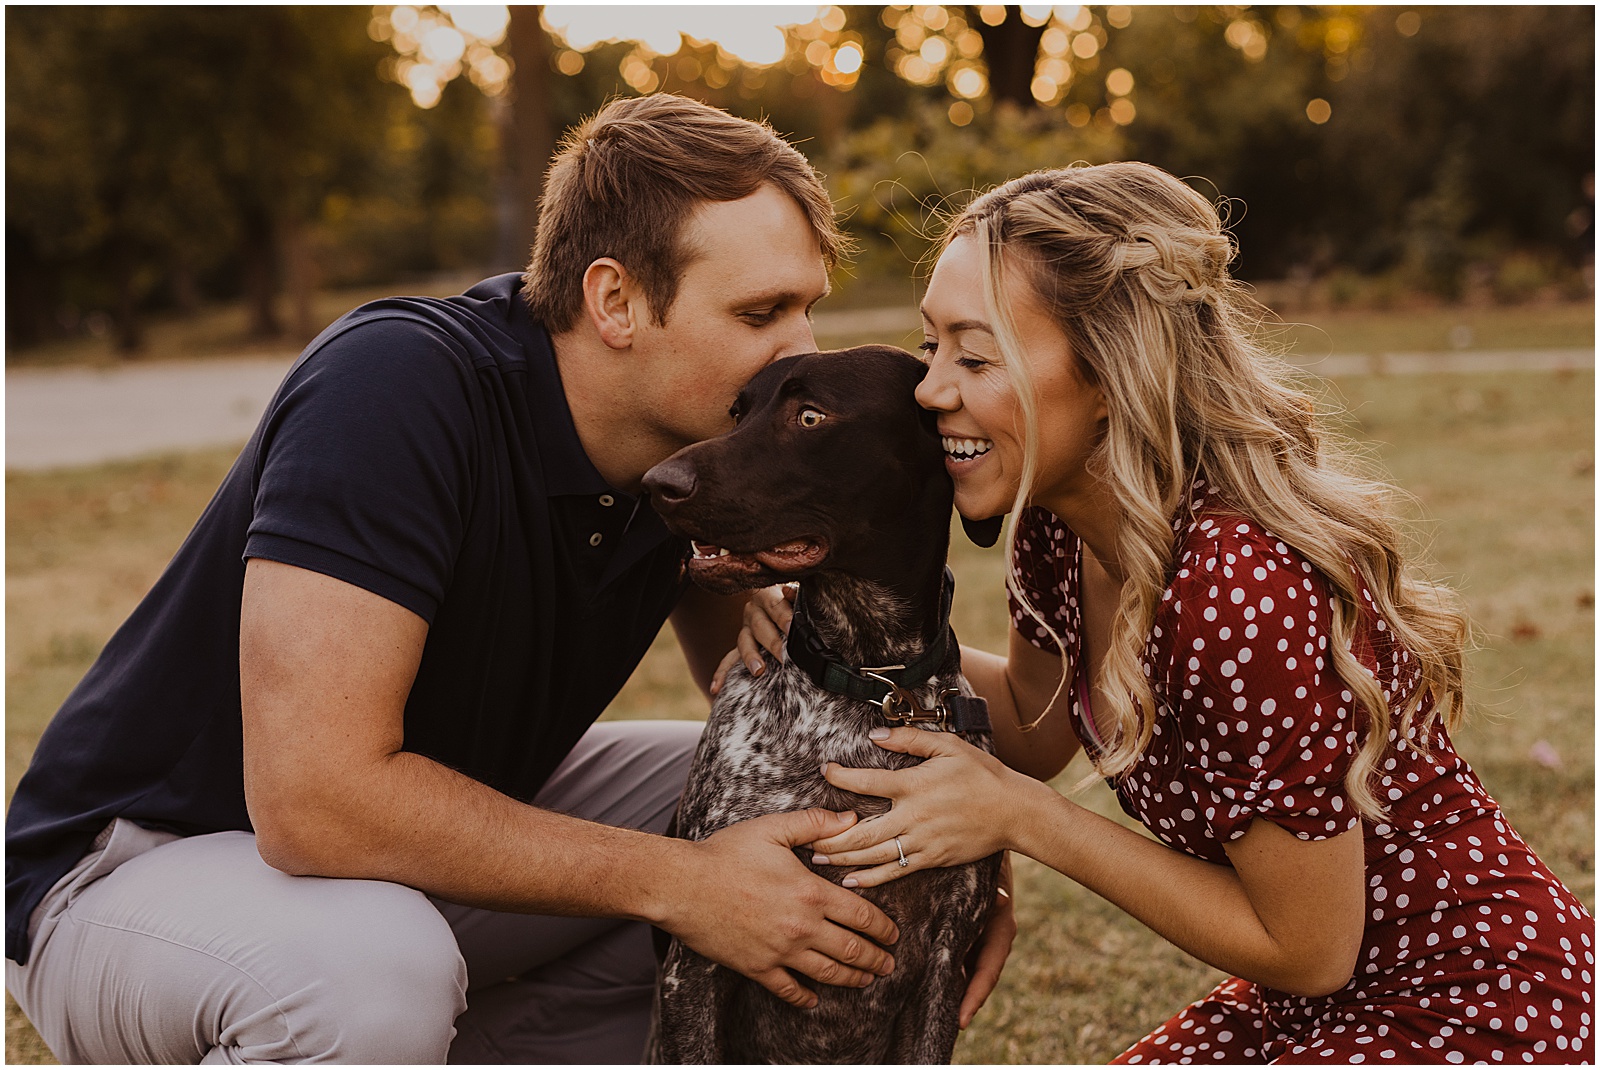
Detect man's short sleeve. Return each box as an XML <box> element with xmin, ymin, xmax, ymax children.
<box><xmin>244</xmin><ymin>317</ymin><xmax>479</xmax><ymax>622</ymax></box>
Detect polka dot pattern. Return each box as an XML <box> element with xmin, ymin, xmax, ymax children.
<box><xmin>1010</xmin><ymin>479</ymin><xmax>1595</xmax><ymax>1064</ymax></box>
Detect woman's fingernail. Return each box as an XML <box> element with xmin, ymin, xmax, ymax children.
<box><xmin>842</xmin><ymin>876</ymin><xmax>859</xmax><ymax>888</ymax></box>
<box><xmin>868</xmin><ymin>727</ymin><xmax>890</xmax><ymax>740</ymax></box>
<box><xmin>819</xmin><ymin>762</ymin><xmax>830</xmax><ymax>776</ymax></box>
<box><xmin>811</xmin><ymin>854</ymin><xmax>830</xmax><ymax>866</ymax></box>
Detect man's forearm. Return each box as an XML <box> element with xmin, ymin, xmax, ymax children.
<box><xmin>670</xmin><ymin>585</ymin><xmax>751</xmax><ymax>698</ymax></box>
<box><xmin>251</xmin><ymin>747</ymin><xmax>686</xmax><ymax>924</ymax></box>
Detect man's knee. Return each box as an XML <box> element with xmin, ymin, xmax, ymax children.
<box><xmin>18</xmin><ymin>832</ymin><xmax>469</xmax><ymax>1064</ymax></box>
<box><xmin>234</xmin><ymin>879</ymin><xmax>469</xmax><ymax>1063</ymax></box>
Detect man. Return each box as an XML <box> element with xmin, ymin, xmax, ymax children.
<box><xmin>7</xmin><ymin>95</ymin><xmax>1022</xmax><ymax>1064</ymax></box>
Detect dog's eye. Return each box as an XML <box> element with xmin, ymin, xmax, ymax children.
<box><xmin>798</xmin><ymin>408</ymin><xmax>827</xmax><ymax>428</ymax></box>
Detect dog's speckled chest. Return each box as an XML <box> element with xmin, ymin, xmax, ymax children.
<box><xmin>675</xmin><ymin>657</ymin><xmax>982</xmax><ymax>839</ymax></box>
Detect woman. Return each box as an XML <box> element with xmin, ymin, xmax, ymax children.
<box><xmin>723</xmin><ymin>163</ymin><xmax>1594</xmax><ymax>1062</ymax></box>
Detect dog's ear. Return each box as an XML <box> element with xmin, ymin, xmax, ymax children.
<box><xmin>961</xmin><ymin>514</ymin><xmax>1004</xmax><ymax>548</ymax></box>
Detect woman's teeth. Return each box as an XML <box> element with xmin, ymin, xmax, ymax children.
<box><xmin>942</xmin><ymin>436</ymin><xmax>993</xmax><ymax>459</ymax></box>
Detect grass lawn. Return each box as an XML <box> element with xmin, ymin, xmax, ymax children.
<box><xmin>5</xmin><ymin>363</ymin><xmax>1593</xmax><ymax>1062</ymax></box>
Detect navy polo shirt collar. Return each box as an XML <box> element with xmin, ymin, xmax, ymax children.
<box><xmin>491</xmin><ymin>274</ymin><xmax>680</xmax><ymax>586</ymax></box>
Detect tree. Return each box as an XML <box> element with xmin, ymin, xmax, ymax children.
<box><xmin>495</xmin><ymin>7</ymin><xmax>556</xmax><ymax>269</ymax></box>
<box><xmin>966</xmin><ymin>6</ymin><xmax>1046</xmax><ymax>108</ymax></box>
<box><xmin>6</xmin><ymin>7</ymin><xmax>396</xmax><ymax>352</ymax></box>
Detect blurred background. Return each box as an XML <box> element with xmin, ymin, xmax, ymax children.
<box><xmin>5</xmin><ymin>3</ymin><xmax>1594</xmax><ymax>357</ymax></box>
<box><xmin>5</xmin><ymin>5</ymin><xmax>1594</xmax><ymax>1064</ymax></box>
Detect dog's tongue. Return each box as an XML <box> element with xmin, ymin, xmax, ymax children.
<box><xmin>754</xmin><ymin>539</ymin><xmax>826</xmax><ymax>571</ymax></box>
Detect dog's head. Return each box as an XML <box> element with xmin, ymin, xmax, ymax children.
<box><xmin>643</xmin><ymin>345</ymin><xmax>952</xmax><ymax>595</ymax></box>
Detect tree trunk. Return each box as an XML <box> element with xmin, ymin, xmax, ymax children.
<box><xmin>496</xmin><ymin>6</ymin><xmax>556</xmax><ymax>271</ymax></box>
<box><xmin>242</xmin><ymin>211</ymin><xmax>282</xmax><ymax>339</ymax></box>
<box><xmin>114</xmin><ymin>265</ymin><xmax>144</xmax><ymax>354</ymax></box>
<box><xmin>282</xmin><ymin>216</ymin><xmax>318</xmax><ymax>341</ymax></box>
<box><xmin>968</xmin><ymin>6</ymin><xmax>1046</xmax><ymax>109</ymax></box>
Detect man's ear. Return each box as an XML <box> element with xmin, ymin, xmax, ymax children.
<box><xmin>961</xmin><ymin>514</ymin><xmax>1004</xmax><ymax>548</ymax></box>
<box><xmin>582</xmin><ymin>258</ymin><xmax>636</xmax><ymax>350</ymax></box>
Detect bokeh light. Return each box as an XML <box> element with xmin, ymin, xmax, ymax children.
<box><xmin>1225</xmin><ymin>18</ymin><xmax>1269</xmax><ymax>61</ymax></box>
<box><xmin>542</xmin><ymin>6</ymin><xmax>819</xmax><ymax>67</ymax></box>
<box><xmin>373</xmin><ymin>5</ymin><xmax>512</xmax><ymax>106</ymax></box>
<box><xmin>440</xmin><ymin>5</ymin><xmax>508</xmax><ymax>43</ymax></box>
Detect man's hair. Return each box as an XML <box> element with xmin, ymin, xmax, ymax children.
<box><xmin>524</xmin><ymin>94</ymin><xmax>847</xmax><ymax>333</ymax></box>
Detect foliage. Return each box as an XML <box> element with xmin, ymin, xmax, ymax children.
<box><xmin>6</xmin><ymin>5</ymin><xmax>1594</xmax><ymax>356</ymax></box>
<box><xmin>1314</xmin><ymin>6</ymin><xmax>1595</xmax><ymax>289</ymax></box>
<box><xmin>820</xmin><ymin>100</ymin><xmax>1126</xmax><ymax>282</ymax></box>
<box><xmin>818</xmin><ymin>6</ymin><xmax>1595</xmax><ymax>289</ymax></box>
<box><xmin>6</xmin><ymin>7</ymin><xmax>400</xmax><ymax>349</ymax></box>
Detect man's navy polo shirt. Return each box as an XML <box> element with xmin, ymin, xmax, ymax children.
<box><xmin>5</xmin><ymin>273</ymin><xmax>690</xmax><ymax>964</ymax></box>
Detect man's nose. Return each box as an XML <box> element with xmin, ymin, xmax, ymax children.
<box><xmin>775</xmin><ymin>313</ymin><xmax>818</xmax><ymax>360</ymax></box>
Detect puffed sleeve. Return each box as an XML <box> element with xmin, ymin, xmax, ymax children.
<box><xmin>1007</xmin><ymin>506</ymin><xmax>1079</xmax><ymax>654</ymax></box>
<box><xmin>1168</xmin><ymin>517</ymin><xmax>1363</xmax><ymax>843</ymax></box>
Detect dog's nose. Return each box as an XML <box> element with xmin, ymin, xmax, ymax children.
<box><xmin>642</xmin><ymin>457</ymin><xmax>697</xmax><ymax>505</ymax></box>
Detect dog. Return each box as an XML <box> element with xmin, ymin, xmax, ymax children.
<box><xmin>640</xmin><ymin>345</ymin><xmax>1003</xmax><ymax>1063</ymax></box>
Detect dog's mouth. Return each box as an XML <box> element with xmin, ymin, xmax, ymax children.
<box><xmin>687</xmin><ymin>537</ymin><xmax>829</xmax><ymax>587</ymax></box>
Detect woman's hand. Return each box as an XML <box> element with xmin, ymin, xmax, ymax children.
<box><xmin>809</xmin><ymin>727</ymin><xmax>1036</xmax><ymax>887</ymax></box>
<box><xmin>709</xmin><ymin>582</ymin><xmax>796</xmax><ymax>695</ymax></box>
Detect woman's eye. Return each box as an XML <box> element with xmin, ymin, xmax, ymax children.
<box><xmin>798</xmin><ymin>408</ymin><xmax>826</xmax><ymax>428</ymax></box>
<box><xmin>917</xmin><ymin>340</ymin><xmax>938</xmax><ymax>355</ymax></box>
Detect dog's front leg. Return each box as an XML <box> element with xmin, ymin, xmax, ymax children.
<box><xmin>645</xmin><ymin>942</ymin><xmax>729</xmax><ymax>1064</ymax></box>
<box><xmin>885</xmin><ymin>955</ymin><xmax>967</xmax><ymax>1065</ymax></box>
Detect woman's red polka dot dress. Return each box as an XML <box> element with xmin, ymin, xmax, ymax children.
<box><xmin>1008</xmin><ymin>481</ymin><xmax>1594</xmax><ymax>1064</ymax></box>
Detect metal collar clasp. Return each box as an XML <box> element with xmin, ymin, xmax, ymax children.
<box><xmin>864</xmin><ymin>671</ymin><xmax>961</xmax><ymax>730</ymax></box>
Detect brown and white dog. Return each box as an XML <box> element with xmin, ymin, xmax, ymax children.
<box><xmin>641</xmin><ymin>345</ymin><xmax>1002</xmax><ymax>1063</ymax></box>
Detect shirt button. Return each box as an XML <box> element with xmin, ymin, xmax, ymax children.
<box><xmin>599</xmin><ymin>494</ymin><xmax>615</xmax><ymax>507</ymax></box>
<box><xmin>589</xmin><ymin>532</ymin><xmax>603</xmax><ymax>547</ymax></box>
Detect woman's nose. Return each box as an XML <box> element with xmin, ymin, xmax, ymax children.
<box><xmin>914</xmin><ymin>361</ymin><xmax>959</xmax><ymax>412</ymax></box>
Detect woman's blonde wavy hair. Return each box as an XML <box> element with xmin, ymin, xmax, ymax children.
<box><xmin>944</xmin><ymin>162</ymin><xmax>1471</xmax><ymax>821</ymax></box>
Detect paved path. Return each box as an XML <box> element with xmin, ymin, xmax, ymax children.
<box><xmin>5</xmin><ymin>344</ymin><xmax>1592</xmax><ymax>472</ymax></box>
<box><xmin>7</xmin><ymin>355</ymin><xmax>299</xmax><ymax>471</ymax></box>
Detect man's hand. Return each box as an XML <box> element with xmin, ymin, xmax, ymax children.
<box><xmin>653</xmin><ymin>808</ymin><xmax>900</xmax><ymax>1008</ymax></box>
<box><xmin>959</xmin><ymin>854</ymin><xmax>1015</xmax><ymax>1028</ymax></box>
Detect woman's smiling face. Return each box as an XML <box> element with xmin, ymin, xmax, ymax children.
<box><xmin>914</xmin><ymin>233</ymin><xmax>1109</xmax><ymax>521</ymax></box>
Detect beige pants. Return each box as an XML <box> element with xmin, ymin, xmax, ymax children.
<box><xmin>6</xmin><ymin>719</ymin><xmax>701</xmax><ymax>1064</ymax></box>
